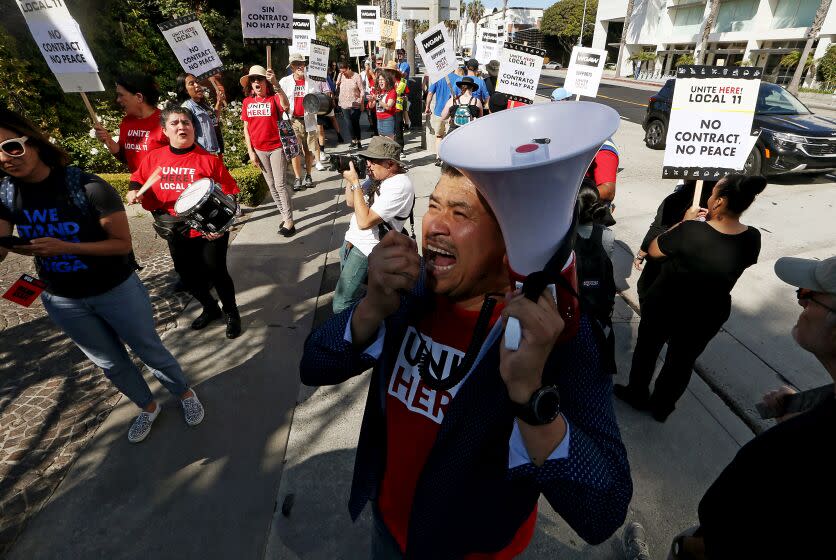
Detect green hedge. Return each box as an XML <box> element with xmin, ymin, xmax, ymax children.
<box><xmin>96</xmin><ymin>166</ymin><xmax>267</xmax><ymax>208</ymax></box>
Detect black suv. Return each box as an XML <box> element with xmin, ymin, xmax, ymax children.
<box><xmin>643</xmin><ymin>80</ymin><xmax>836</xmax><ymax>176</ymax></box>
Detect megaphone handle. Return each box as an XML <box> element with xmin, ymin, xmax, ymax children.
<box><xmin>504</xmin><ymin>282</ymin><xmax>557</xmax><ymax>351</ymax></box>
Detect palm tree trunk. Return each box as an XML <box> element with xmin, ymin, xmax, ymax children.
<box><xmin>614</xmin><ymin>0</ymin><xmax>635</xmax><ymax>77</ymax></box>
<box><xmin>789</xmin><ymin>0</ymin><xmax>831</xmax><ymax>95</ymax></box>
<box><xmin>695</xmin><ymin>0</ymin><xmax>721</xmax><ymax>64</ymax></box>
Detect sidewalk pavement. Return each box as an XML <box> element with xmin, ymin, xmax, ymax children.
<box><xmin>7</xmin><ymin>109</ymin><xmax>830</xmax><ymax>559</ymax></box>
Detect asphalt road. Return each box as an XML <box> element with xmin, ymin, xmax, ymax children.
<box><xmin>536</xmin><ymin>74</ymin><xmax>654</xmax><ymax>125</ymax></box>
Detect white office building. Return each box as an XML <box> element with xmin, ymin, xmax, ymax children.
<box><xmin>593</xmin><ymin>0</ymin><xmax>836</xmax><ymax>83</ymax></box>
<box><xmin>459</xmin><ymin>7</ymin><xmax>544</xmax><ymax>55</ymax></box>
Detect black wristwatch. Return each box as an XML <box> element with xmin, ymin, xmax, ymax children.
<box><xmin>512</xmin><ymin>385</ymin><xmax>561</xmax><ymax>426</ymax></box>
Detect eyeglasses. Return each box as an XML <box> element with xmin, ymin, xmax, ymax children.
<box><xmin>797</xmin><ymin>288</ymin><xmax>836</xmax><ymax>314</ymax></box>
<box><xmin>0</xmin><ymin>136</ymin><xmax>28</xmax><ymax>157</ymax></box>
<box><xmin>249</xmin><ymin>76</ymin><xmax>265</xmax><ymax>82</ymax></box>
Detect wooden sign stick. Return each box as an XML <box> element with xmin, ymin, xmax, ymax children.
<box><xmin>136</xmin><ymin>167</ymin><xmax>163</xmax><ymax>200</ymax></box>
<box><xmin>266</xmin><ymin>45</ymin><xmax>272</xmax><ymax>70</ymax></box>
<box><xmin>692</xmin><ymin>179</ymin><xmax>704</xmax><ymax>209</ymax></box>
<box><xmin>79</xmin><ymin>92</ymin><xmax>99</xmax><ymax>125</ymax></box>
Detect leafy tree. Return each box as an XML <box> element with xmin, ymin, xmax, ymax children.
<box><xmin>817</xmin><ymin>44</ymin><xmax>836</xmax><ymax>88</ymax></box>
<box><xmin>675</xmin><ymin>53</ymin><xmax>695</xmax><ymax>67</ymax></box>
<box><xmin>541</xmin><ymin>0</ymin><xmax>598</xmax><ymax>53</ymax></box>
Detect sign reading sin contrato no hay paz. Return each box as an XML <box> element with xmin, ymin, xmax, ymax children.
<box><xmin>158</xmin><ymin>14</ymin><xmax>224</xmax><ymax>80</ymax></box>
<box><xmin>415</xmin><ymin>23</ymin><xmax>456</xmax><ymax>84</ymax></box>
<box><xmin>16</xmin><ymin>0</ymin><xmax>104</xmax><ymax>92</ymax></box>
<box><xmin>495</xmin><ymin>42</ymin><xmax>546</xmax><ymax>104</ymax></box>
<box><xmin>239</xmin><ymin>0</ymin><xmax>293</xmax><ymax>43</ymax></box>
<box><xmin>564</xmin><ymin>46</ymin><xmax>607</xmax><ymax>98</ymax></box>
<box><xmin>663</xmin><ymin>65</ymin><xmax>762</xmax><ymax>179</ymax></box>
<box><xmin>357</xmin><ymin>5</ymin><xmax>381</xmax><ymax>42</ymax></box>
<box><xmin>291</xmin><ymin>13</ymin><xmax>316</xmax><ymax>56</ymax></box>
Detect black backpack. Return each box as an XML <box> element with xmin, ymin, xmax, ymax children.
<box><xmin>575</xmin><ymin>225</ymin><xmax>617</xmax><ymax>374</ymax></box>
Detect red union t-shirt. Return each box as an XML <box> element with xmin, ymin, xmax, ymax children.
<box><xmin>292</xmin><ymin>79</ymin><xmax>307</xmax><ymax>117</ymax></box>
<box><xmin>241</xmin><ymin>95</ymin><xmax>283</xmax><ymax>152</ymax></box>
<box><xmin>378</xmin><ymin>295</ymin><xmax>537</xmax><ymax>558</ymax></box>
<box><xmin>131</xmin><ymin>145</ymin><xmax>239</xmax><ymax>238</ymax></box>
<box><xmin>118</xmin><ymin>109</ymin><xmax>168</xmax><ymax>172</ymax></box>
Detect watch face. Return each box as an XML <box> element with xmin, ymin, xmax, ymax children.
<box><xmin>534</xmin><ymin>387</ymin><xmax>561</xmax><ymax>422</ymax></box>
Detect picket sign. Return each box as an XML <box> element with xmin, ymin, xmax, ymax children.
<box><xmin>495</xmin><ymin>42</ymin><xmax>545</xmax><ymax>104</ymax></box>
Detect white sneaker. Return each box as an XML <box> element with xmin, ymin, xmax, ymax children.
<box><xmin>181</xmin><ymin>390</ymin><xmax>205</xmax><ymax>426</ymax></box>
<box><xmin>319</xmin><ymin>151</ymin><xmax>328</xmax><ymax>162</ymax></box>
<box><xmin>128</xmin><ymin>404</ymin><xmax>160</xmax><ymax>443</ymax></box>
<box><xmin>623</xmin><ymin>522</ymin><xmax>650</xmax><ymax>560</ymax></box>
<box><xmin>315</xmin><ymin>161</ymin><xmax>326</xmax><ymax>171</ymax></box>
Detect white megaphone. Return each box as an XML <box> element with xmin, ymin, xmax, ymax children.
<box><xmin>439</xmin><ymin>101</ymin><xmax>620</xmax><ymax>349</ymax></box>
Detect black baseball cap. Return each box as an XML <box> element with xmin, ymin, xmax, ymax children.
<box><xmin>465</xmin><ymin>58</ymin><xmax>479</xmax><ymax>70</ymax></box>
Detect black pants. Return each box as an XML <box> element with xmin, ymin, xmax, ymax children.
<box><xmin>168</xmin><ymin>232</ymin><xmax>237</xmax><ymax>312</ymax></box>
<box><xmin>367</xmin><ymin>106</ymin><xmax>378</xmax><ymax>136</ymax></box>
<box><xmin>393</xmin><ymin>111</ymin><xmax>404</xmax><ymax>148</ymax></box>
<box><xmin>343</xmin><ymin>107</ymin><xmax>362</xmax><ymax>143</ymax></box>
<box><xmin>627</xmin><ymin>298</ymin><xmax>729</xmax><ymax>413</ymax></box>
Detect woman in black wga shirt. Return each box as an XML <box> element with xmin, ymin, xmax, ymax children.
<box><xmin>615</xmin><ymin>174</ymin><xmax>765</xmax><ymax>421</ymax></box>
<box><xmin>0</xmin><ymin>109</ymin><xmax>204</xmax><ymax>444</ymax></box>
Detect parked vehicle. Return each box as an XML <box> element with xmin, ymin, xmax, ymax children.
<box><xmin>543</xmin><ymin>61</ymin><xmax>562</xmax><ymax>70</ymax></box>
<box><xmin>643</xmin><ymin>79</ymin><xmax>836</xmax><ymax>176</ymax></box>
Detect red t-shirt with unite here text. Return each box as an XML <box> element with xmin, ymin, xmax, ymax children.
<box><xmin>118</xmin><ymin>109</ymin><xmax>169</xmax><ymax>172</ymax></box>
<box><xmin>241</xmin><ymin>94</ymin><xmax>283</xmax><ymax>152</ymax></box>
<box><xmin>378</xmin><ymin>295</ymin><xmax>537</xmax><ymax>558</ymax></box>
<box><xmin>130</xmin><ymin>145</ymin><xmax>238</xmax><ymax>238</ymax></box>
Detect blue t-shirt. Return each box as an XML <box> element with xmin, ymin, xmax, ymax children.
<box><xmin>428</xmin><ymin>72</ymin><xmax>460</xmax><ymax>116</ymax></box>
<box><xmin>466</xmin><ymin>75</ymin><xmax>490</xmax><ymax>103</ymax></box>
<box><xmin>398</xmin><ymin>61</ymin><xmax>411</xmax><ymax>79</ymax></box>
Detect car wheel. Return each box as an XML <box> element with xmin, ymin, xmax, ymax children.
<box><xmin>644</xmin><ymin>119</ymin><xmax>666</xmax><ymax>149</ymax></box>
<box><xmin>744</xmin><ymin>147</ymin><xmax>762</xmax><ymax>176</ymax></box>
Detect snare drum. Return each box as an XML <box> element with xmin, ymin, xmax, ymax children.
<box><xmin>173</xmin><ymin>178</ymin><xmax>237</xmax><ymax>235</ymax></box>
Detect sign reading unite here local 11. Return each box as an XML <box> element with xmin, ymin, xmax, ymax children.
<box><xmin>495</xmin><ymin>42</ymin><xmax>546</xmax><ymax>104</ymax></box>
<box><xmin>663</xmin><ymin>65</ymin><xmax>762</xmax><ymax>179</ymax></box>
<box><xmin>158</xmin><ymin>14</ymin><xmax>224</xmax><ymax>81</ymax></box>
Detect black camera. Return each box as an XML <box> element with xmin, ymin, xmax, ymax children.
<box><xmin>328</xmin><ymin>154</ymin><xmax>367</xmax><ymax>178</ymax></box>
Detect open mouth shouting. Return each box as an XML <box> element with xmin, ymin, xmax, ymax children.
<box><xmin>425</xmin><ymin>242</ymin><xmax>457</xmax><ymax>274</ymax></box>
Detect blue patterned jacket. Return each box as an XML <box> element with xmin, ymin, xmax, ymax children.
<box><xmin>300</xmin><ymin>275</ymin><xmax>632</xmax><ymax>558</ymax></box>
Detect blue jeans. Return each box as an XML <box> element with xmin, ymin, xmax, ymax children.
<box><xmin>41</xmin><ymin>273</ymin><xmax>189</xmax><ymax>409</ymax></box>
<box><xmin>332</xmin><ymin>240</ymin><xmax>369</xmax><ymax>314</ymax></box>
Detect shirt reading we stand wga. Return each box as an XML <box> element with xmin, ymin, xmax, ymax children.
<box><xmin>0</xmin><ymin>169</ymin><xmax>134</xmax><ymax>298</ymax></box>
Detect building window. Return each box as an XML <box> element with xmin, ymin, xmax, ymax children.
<box><xmin>715</xmin><ymin>0</ymin><xmax>758</xmax><ymax>33</ymax></box>
<box><xmin>671</xmin><ymin>4</ymin><xmax>704</xmax><ymax>35</ymax></box>
<box><xmin>771</xmin><ymin>0</ymin><xmax>819</xmax><ymax>30</ymax></box>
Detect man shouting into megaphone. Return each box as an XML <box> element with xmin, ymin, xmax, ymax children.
<box><xmin>300</xmin><ymin>164</ymin><xmax>631</xmax><ymax>558</ymax></box>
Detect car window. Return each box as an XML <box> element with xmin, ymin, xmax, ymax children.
<box><xmin>756</xmin><ymin>84</ymin><xmax>811</xmax><ymax>115</ymax></box>
<box><xmin>659</xmin><ymin>80</ymin><xmax>674</xmax><ymax>99</ymax></box>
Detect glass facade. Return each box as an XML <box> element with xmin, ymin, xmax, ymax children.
<box><xmin>715</xmin><ymin>0</ymin><xmax>759</xmax><ymax>32</ymax></box>
<box><xmin>771</xmin><ymin>0</ymin><xmax>819</xmax><ymax>29</ymax></box>
<box><xmin>671</xmin><ymin>3</ymin><xmax>705</xmax><ymax>35</ymax></box>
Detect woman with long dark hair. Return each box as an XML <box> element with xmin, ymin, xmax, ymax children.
<box><xmin>0</xmin><ymin>108</ymin><xmax>203</xmax><ymax>444</ymax></box>
<box><xmin>94</xmin><ymin>73</ymin><xmax>168</xmax><ymax>183</ymax></box>
<box><xmin>176</xmin><ymin>73</ymin><xmax>224</xmax><ymax>155</ymax></box>
<box><xmin>130</xmin><ymin>105</ymin><xmax>242</xmax><ymax>339</ymax></box>
<box><xmin>374</xmin><ymin>71</ymin><xmax>397</xmax><ymax>140</ymax></box>
<box><xmin>615</xmin><ymin>174</ymin><xmax>766</xmax><ymax>421</ymax></box>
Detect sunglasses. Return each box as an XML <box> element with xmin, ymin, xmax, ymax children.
<box><xmin>0</xmin><ymin>136</ymin><xmax>28</xmax><ymax>157</ymax></box>
<box><xmin>797</xmin><ymin>288</ymin><xmax>836</xmax><ymax>314</ymax></box>
<box><xmin>249</xmin><ymin>76</ymin><xmax>265</xmax><ymax>82</ymax></box>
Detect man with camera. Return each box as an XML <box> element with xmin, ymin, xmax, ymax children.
<box><xmin>332</xmin><ymin>135</ymin><xmax>415</xmax><ymax>314</ymax></box>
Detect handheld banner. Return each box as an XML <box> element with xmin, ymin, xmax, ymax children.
<box><xmin>357</xmin><ymin>5</ymin><xmax>380</xmax><ymax>42</ymax></box>
<box><xmin>240</xmin><ymin>0</ymin><xmax>292</xmax><ymax>44</ymax></box>
<box><xmin>291</xmin><ymin>13</ymin><xmax>316</xmax><ymax>56</ymax></box>
<box><xmin>415</xmin><ymin>23</ymin><xmax>456</xmax><ymax>84</ymax></box>
<box><xmin>662</xmin><ymin>65</ymin><xmax>762</xmax><ymax>179</ymax></box>
<box><xmin>3</xmin><ymin>274</ymin><xmax>46</xmax><ymax>308</ymax></box>
<box><xmin>308</xmin><ymin>39</ymin><xmax>330</xmax><ymax>82</ymax></box>
<box><xmin>475</xmin><ymin>28</ymin><xmax>500</xmax><ymax>65</ymax></box>
<box><xmin>16</xmin><ymin>0</ymin><xmax>103</xmax><ymax>92</ymax></box>
<box><xmin>380</xmin><ymin>18</ymin><xmax>400</xmax><ymax>45</ymax></box>
<box><xmin>564</xmin><ymin>46</ymin><xmax>607</xmax><ymax>98</ymax></box>
<box><xmin>495</xmin><ymin>42</ymin><xmax>545</xmax><ymax>104</ymax></box>
<box><xmin>158</xmin><ymin>14</ymin><xmax>224</xmax><ymax>80</ymax></box>
<box><xmin>347</xmin><ymin>28</ymin><xmax>365</xmax><ymax>58</ymax></box>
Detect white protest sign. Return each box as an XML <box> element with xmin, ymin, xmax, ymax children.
<box><xmin>291</xmin><ymin>13</ymin><xmax>316</xmax><ymax>56</ymax></box>
<box><xmin>308</xmin><ymin>39</ymin><xmax>330</xmax><ymax>82</ymax></box>
<box><xmin>380</xmin><ymin>18</ymin><xmax>401</xmax><ymax>45</ymax></box>
<box><xmin>16</xmin><ymin>0</ymin><xmax>103</xmax><ymax>92</ymax></box>
<box><xmin>347</xmin><ymin>28</ymin><xmax>365</xmax><ymax>58</ymax></box>
<box><xmin>240</xmin><ymin>0</ymin><xmax>292</xmax><ymax>42</ymax></box>
<box><xmin>475</xmin><ymin>28</ymin><xmax>500</xmax><ymax>64</ymax></box>
<box><xmin>495</xmin><ymin>42</ymin><xmax>545</xmax><ymax>104</ymax></box>
<box><xmin>564</xmin><ymin>46</ymin><xmax>607</xmax><ymax>98</ymax></box>
<box><xmin>663</xmin><ymin>65</ymin><xmax>762</xmax><ymax>180</ymax></box>
<box><xmin>357</xmin><ymin>5</ymin><xmax>380</xmax><ymax>42</ymax></box>
<box><xmin>415</xmin><ymin>23</ymin><xmax>456</xmax><ymax>84</ymax></box>
<box><xmin>158</xmin><ymin>14</ymin><xmax>224</xmax><ymax>80</ymax></box>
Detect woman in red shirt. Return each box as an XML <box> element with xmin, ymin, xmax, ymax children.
<box><xmin>130</xmin><ymin>105</ymin><xmax>242</xmax><ymax>338</ymax></box>
<box><xmin>240</xmin><ymin>65</ymin><xmax>295</xmax><ymax>236</ymax></box>
<box><xmin>374</xmin><ymin>72</ymin><xmax>397</xmax><ymax>139</ymax></box>
<box><xmin>94</xmin><ymin>73</ymin><xmax>168</xmax><ymax>182</ymax></box>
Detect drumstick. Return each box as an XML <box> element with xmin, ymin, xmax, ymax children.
<box><xmin>136</xmin><ymin>167</ymin><xmax>162</xmax><ymax>199</ymax></box>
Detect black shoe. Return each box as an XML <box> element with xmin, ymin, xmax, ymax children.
<box><xmin>337</xmin><ymin>133</ymin><xmax>345</xmax><ymax>143</ymax></box>
<box><xmin>279</xmin><ymin>222</ymin><xmax>296</xmax><ymax>237</ymax></box>
<box><xmin>303</xmin><ymin>174</ymin><xmax>313</xmax><ymax>189</ymax></box>
<box><xmin>172</xmin><ymin>279</ymin><xmax>188</xmax><ymax>292</ymax></box>
<box><xmin>224</xmin><ymin>309</ymin><xmax>242</xmax><ymax>339</ymax></box>
<box><xmin>191</xmin><ymin>304</ymin><xmax>222</xmax><ymax>330</ymax></box>
<box><xmin>613</xmin><ymin>384</ymin><xmax>650</xmax><ymax>411</ymax></box>
<box><xmin>648</xmin><ymin>395</ymin><xmax>675</xmax><ymax>422</ymax></box>
<box><xmin>434</xmin><ymin>159</ymin><xmax>442</xmax><ymax>167</ymax></box>
<box><xmin>292</xmin><ymin>177</ymin><xmax>304</xmax><ymax>192</ymax></box>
